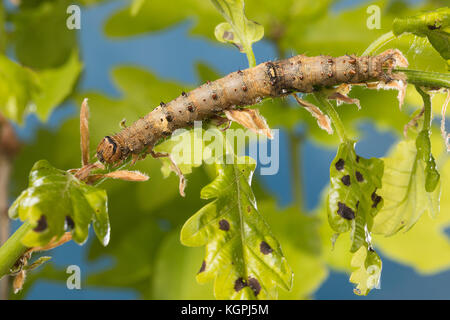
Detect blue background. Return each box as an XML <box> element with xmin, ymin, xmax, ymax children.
<box><xmin>11</xmin><ymin>0</ymin><xmax>450</xmax><ymax>299</ymax></box>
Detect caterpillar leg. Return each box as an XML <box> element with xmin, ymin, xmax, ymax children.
<box><xmin>150</xmin><ymin>150</ymin><xmax>186</xmax><ymax>197</ymax></box>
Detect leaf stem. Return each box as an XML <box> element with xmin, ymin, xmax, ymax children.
<box><xmin>313</xmin><ymin>92</ymin><xmax>348</xmax><ymax>143</ymax></box>
<box><xmin>0</xmin><ymin>221</ymin><xmax>32</xmax><ymax>280</ymax></box>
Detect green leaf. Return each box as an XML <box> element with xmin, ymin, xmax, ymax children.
<box><xmin>180</xmin><ymin>154</ymin><xmax>292</xmax><ymax>299</ymax></box>
<box><xmin>0</xmin><ymin>54</ymin><xmax>40</xmax><ymax>123</ymax></box>
<box><xmin>261</xmin><ymin>200</ymin><xmax>328</xmax><ymax>299</ymax></box>
<box><xmin>9</xmin><ymin>160</ymin><xmax>110</xmax><ymax>247</ymax></box>
<box><xmin>211</xmin><ymin>0</ymin><xmax>263</xmax><ymax>65</ymax></box>
<box><xmin>372</xmin><ymin>139</ymin><xmax>440</xmax><ymax>236</ymax></box>
<box><xmin>393</xmin><ymin>7</ymin><xmax>450</xmax><ymax>67</ymax></box>
<box><xmin>373</xmin><ymin>134</ymin><xmax>450</xmax><ymax>273</ymax></box>
<box><xmin>33</xmin><ymin>51</ymin><xmax>83</xmax><ymax>121</ymax></box>
<box><xmin>349</xmin><ymin>246</ymin><xmax>382</xmax><ymax>296</ymax></box>
<box><xmin>23</xmin><ymin>256</ymin><xmax>52</xmax><ymax>272</ymax></box>
<box><xmin>328</xmin><ymin>141</ymin><xmax>384</xmax><ymax>252</ymax></box>
<box><xmin>12</xmin><ymin>0</ymin><xmax>77</xmax><ymax>69</ymax></box>
<box><xmin>0</xmin><ymin>51</ymin><xmax>81</xmax><ymax>124</ymax></box>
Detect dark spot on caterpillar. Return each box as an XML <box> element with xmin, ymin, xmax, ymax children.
<box><xmin>187</xmin><ymin>105</ymin><xmax>194</xmax><ymax>112</ymax></box>
<box><xmin>371</xmin><ymin>191</ymin><xmax>382</xmax><ymax>208</ymax></box>
<box><xmin>242</xmin><ymin>85</ymin><xmax>248</xmax><ymax>92</ymax></box>
<box><xmin>160</xmin><ymin>101</ymin><xmax>166</xmax><ymax>107</ymax></box>
<box><xmin>162</xmin><ymin>131</ymin><xmax>171</xmax><ymax>136</ymax></box>
<box><xmin>248</xmin><ymin>277</ymin><xmax>261</xmax><ymax>296</ymax></box>
<box><xmin>428</xmin><ymin>24</ymin><xmax>440</xmax><ymax>30</ymax></box>
<box><xmin>206</xmin><ymin>80</ymin><xmax>211</xmax><ymax>85</ymax></box>
<box><xmin>219</xmin><ymin>219</ymin><xmax>230</xmax><ymax>231</ymax></box>
<box><xmin>355</xmin><ymin>171</ymin><xmax>364</xmax><ymax>182</ymax></box>
<box><xmin>165</xmin><ymin>115</ymin><xmax>173</xmax><ymax>122</ymax></box>
<box><xmin>341</xmin><ymin>175</ymin><xmax>351</xmax><ymax>186</ymax></box>
<box><xmin>203</xmin><ymin>98</ymin><xmax>206</xmax><ymax>102</ymax></box>
<box><xmin>299</xmin><ymin>74</ymin><xmax>304</xmax><ymax>80</ymax></box>
<box><xmin>237</xmin><ymin>70</ymin><xmax>243</xmax><ymax>75</ymax></box>
<box><xmin>328</xmin><ymin>58</ymin><xmax>333</xmax><ymax>64</ymax></box>
<box><xmin>247</xmin><ymin>205</ymin><xmax>251</xmax><ymax>212</ymax></box>
<box><xmin>65</xmin><ymin>216</ymin><xmax>75</xmax><ymax>230</ymax></box>
<box><xmin>348</xmin><ymin>58</ymin><xmax>356</xmax><ymax>64</ymax></box>
<box><xmin>337</xmin><ymin>202</ymin><xmax>355</xmax><ymax>220</ymax></box>
<box><xmin>234</xmin><ymin>278</ymin><xmax>247</xmax><ymax>292</ymax></box>
<box><xmin>34</xmin><ymin>215</ymin><xmax>47</xmax><ymax>232</ymax></box>
<box><xmin>105</xmin><ymin>136</ymin><xmax>117</xmax><ymax>155</ymax></box>
<box><xmin>181</xmin><ymin>91</ymin><xmax>187</xmax><ymax>97</ymax></box>
<box><xmin>328</xmin><ymin>72</ymin><xmax>333</xmax><ymax>78</ymax></box>
<box><xmin>212</xmin><ymin>93</ymin><xmax>218</xmax><ymax>100</ymax></box>
<box><xmin>198</xmin><ymin>260</ymin><xmax>206</xmax><ymax>273</ymax></box>
<box><xmin>260</xmin><ymin>241</ymin><xmax>272</xmax><ymax>255</ymax></box>
<box><xmin>160</xmin><ymin>118</ymin><xmax>163</xmax><ymax>122</ymax></box>
<box><xmin>335</xmin><ymin>158</ymin><xmax>345</xmax><ymax>171</ymax></box>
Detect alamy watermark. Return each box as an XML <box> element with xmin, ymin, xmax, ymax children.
<box><xmin>166</xmin><ymin>121</ymin><xmax>279</xmax><ymax>175</ymax></box>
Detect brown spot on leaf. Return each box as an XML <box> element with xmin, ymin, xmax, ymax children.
<box><xmin>260</xmin><ymin>241</ymin><xmax>272</xmax><ymax>255</ymax></box>
<box><xmin>34</xmin><ymin>215</ymin><xmax>47</xmax><ymax>232</ymax></box>
<box><xmin>247</xmin><ymin>205</ymin><xmax>251</xmax><ymax>212</ymax></box>
<box><xmin>248</xmin><ymin>277</ymin><xmax>261</xmax><ymax>296</ymax></box>
<box><xmin>219</xmin><ymin>219</ymin><xmax>230</xmax><ymax>231</ymax></box>
<box><xmin>355</xmin><ymin>171</ymin><xmax>364</xmax><ymax>182</ymax></box>
<box><xmin>198</xmin><ymin>260</ymin><xmax>206</xmax><ymax>273</ymax></box>
<box><xmin>234</xmin><ymin>277</ymin><xmax>247</xmax><ymax>292</ymax></box>
<box><xmin>335</xmin><ymin>159</ymin><xmax>345</xmax><ymax>171</ymax></box>
<box><xmin>337</xmin><ymin>202</ymin><xmax>355</xmax><ymax>220</ymax></box>
<box><xmin>341</xmin><ymin>175</ymin><xmax>351</xmax><ymax>186</ymax></box>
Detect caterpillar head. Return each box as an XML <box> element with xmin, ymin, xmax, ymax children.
<box><xmin>97</xmin><ymin>136</ymin><xmax>122</xmax><ymax>164</ymax></box>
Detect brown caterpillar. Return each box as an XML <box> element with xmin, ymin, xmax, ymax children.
<box><xmin>96</xmin><ymin>49</ymin><xmax>408</xmax><ymax>164</ymax></box>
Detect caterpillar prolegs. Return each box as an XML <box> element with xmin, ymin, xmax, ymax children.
<box><xmin>96</xmin><ymin>49</ymin><xmax>408</xmax><ymax>164</ymax></box>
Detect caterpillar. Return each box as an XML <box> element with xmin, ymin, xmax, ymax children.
<box><xmin>96</xmin><ymin>49</ymin><xmax>408</xmax><ymax>164</ymax></box>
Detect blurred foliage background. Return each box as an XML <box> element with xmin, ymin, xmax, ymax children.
<box><xmin>0</xmin><ymin>0</ymin><xmax>449</xmax><ymax>299</ymax></box>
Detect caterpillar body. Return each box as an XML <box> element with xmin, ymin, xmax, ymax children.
<box><xmin>96</xmin><ymin>49</ymin><xmax>408</xmax><ymax>164</ymax></box>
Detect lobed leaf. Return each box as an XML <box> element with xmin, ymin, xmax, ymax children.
<box><xmin>180</xmin><ymin>155</ymin><xmax>292</xmax><ymax>299</ymax></box>
<box><xmin>9</xmin><ymin>160</ymin><xmax>110</xmax><ymax>247</ymax></box>
<box><xmin>211</xmin><ymin>0</ymin><xmax>264</xmax><ymax>64</ymax></box>
<box><xmin>328</xmin><ymin>141</ymin><xmax>384</xmax><ymax>252</ymax></box>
